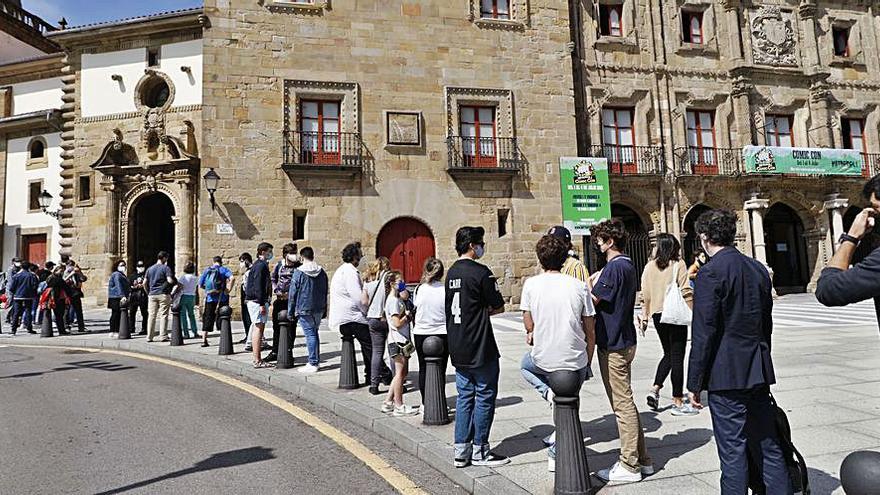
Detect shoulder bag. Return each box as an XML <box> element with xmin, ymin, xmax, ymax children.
<box><xmin>660</xmin><ymin>261</ymin><xmax>692</xmax><ymax>326</ymax></box>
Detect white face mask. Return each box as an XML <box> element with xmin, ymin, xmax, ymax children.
<box><xmin>287</xmin><ymin>254</ymin><xmax>299</xmax><ymax>263</ymax></box>
<box><xmin>14</xmin><ymin>262</ymin><xmax>21</xmax><ymax>268</ymax></box>
<box><xmin>240</xmin><ymin>261</ymin><xmax>247</xmax><ymax>269</ymax></box>
<box><xmin>118</xmin><ymin>266</ymin><xmax>127</xmax><ymax>273</ymax></box>
<box><xmin>137</xmin><ymin>267</ymin><xmax>145</xmax><ymax>273</ymax></box>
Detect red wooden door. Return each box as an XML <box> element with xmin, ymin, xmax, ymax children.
<box><xmin>22</xmin><ymin>234</ymin><xmax>47</xmax><ymax>265</ymax></box>
<box><xmin>377</xmin><ymin>218</ymin><xmax>435</xmax><ymax>284</ymax></box>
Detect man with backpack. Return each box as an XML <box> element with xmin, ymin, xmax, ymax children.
<box><xmin>687</xmin><ymin>209</ymin><xmax>792</xmax><ymax>495</ymax></box>
<box><xmin>8</xmin><ymin>262</ymin><xmax>39</xmax><ymax>335</ymax></box>
<box><xmin>199</xmin><ymin>256</ymin><xmax>233</xmax><ymax>344</ymax></box>
<box><xmin>268</xmin><ymin>243</ymin><xmax>300</xmax><ymax>362</ymax></box>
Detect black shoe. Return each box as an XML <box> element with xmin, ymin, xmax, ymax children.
<box><xmin>472</xmin><ymin>453</ymin><xmax>510</xmax><ymax>467</ymax></box>
<box><xmin>369</xmin><ymin>386</ymin><xmax>382</xmax><ymax>395</ymax></box>
<box><xmin>59</xmin><ymin>330</ymin><xmax>70</xmax><ymax>335</ymax></box>
<box><xmin>27</xmin><ymin>329</ymin><xmax>36</xmax><ymax>334</ymax></box>
<box><xmin>265</xmin><ymin>352</ymin><xmax>277</xmax><ymax>362</ymax></box>
<box><xmin>244</xmin><ymin>345</ymin><xmax>253</xmax><ymax>352</ymax></box>
<box><xmin>237</xmin><ymin>338</ymin><xmax>247</xmax><ymax>344</ymax></box>
<box><xmin>137</xmin><ymin>331</ymin><xmax>147</xmax><ymax>336</ymax></box>
<box><xmin>381</xmin><ymin>375</ymin><xmax>392</xmax><ymax>386</ymax></box>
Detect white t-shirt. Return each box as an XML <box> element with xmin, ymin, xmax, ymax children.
<box><xmin>520</xmin><ymin>272</ymin><xmax>596</xmax><ymax>372</ymax></box>
<box><xmin>413</xmin><ymin>282</ymin><xmax>446</xmax><ymax>335</ymax></box>
<box><xmin>178</xmin><ymin>273</ymin><xmax>198</xmax><ymax>296</ymax></box>
<box><xmin>384</xmin><ymin>293</ymin><xmax>411</xmax><ymax>343</ymax></box>
<box><xmin>364</xmin><ymin>271</ymin><xmax>390</xmax><ymax>319</ymax></box>
<box><xmin>329</xmin><ymin>263</ymin><xmax>368</xmax><ymax>328</ymax></box>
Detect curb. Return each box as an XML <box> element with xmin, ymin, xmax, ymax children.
<box><xmin>10</xmin><ymin>337</ymin><xmax>532</xmax><ymax>495</ymax></box>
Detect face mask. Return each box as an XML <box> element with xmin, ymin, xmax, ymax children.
<box><xmin>396</xmin><ymin>280</ymin><xmax>407</xmax><ymax>292</ymax></box>
<box><xmin>14</xmin><ymin>262</ymin><xmax>21</xmax><ymax>268</ymax></box>
<box><xmin>137</xmin><ymin>267</ymin><xmax>145</xmax><ymax>273</ymax></box>
<box><xmin>474</xmin><ymin>245</ymin><xmax>485</xmax><ymax>259</ymax></box>
<box><xmin>240</xmin><ymin>261</ymin><xmax>247</xmax><ymax>269</ymax></box>
<box><xmin>118</xmin><ymin>266</ymin><xmax>127</xmax><ymax>273</ymax></box>
<box><xmin>265</xmin><ymin>252</ymin><xmax>274</xmax><ymax>261</ymax></box>
<box><xmin>287</xmin><ymin>254</ymin><xmax>299</xmax><ymax>263</ymax></box>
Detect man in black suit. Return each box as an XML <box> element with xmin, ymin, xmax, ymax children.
<box><xmin>686</xmin><ymin>209</ymin><xmax>792</xmax><ymax>495</ymax></box>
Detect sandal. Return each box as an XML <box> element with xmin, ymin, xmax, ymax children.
<box><xmin>253</xmin><ymin>361</ymin><xmax>274</xmax><ymax>369</ymax></box>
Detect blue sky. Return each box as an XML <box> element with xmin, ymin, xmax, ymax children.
<box><xmin>23</xmin><ymin>0</ymin><xmax>201</xmax><ymax>28</ymax></box>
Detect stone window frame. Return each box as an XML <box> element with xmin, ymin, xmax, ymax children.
<box><xmin>588</xmin><ymin>87</ymin><xmax>654</xmax><ymax>149</ymax></box>
<box><xmin>674</xmin><ymin>1</ymin><xmax>720</xmax><ymax>57</ymax></box>
<box><xmin>444</xmin><ymin>87</ymin><xmax>515</xmax><ymax>139</ymax></box>
<box><xmin>283</xmin><ymin>80</ymin><xmax>360</xmax><ymax>136</ymax></box>
<box><xmin>27</xmin><ymin>178</ymin><xmax>43</xmax><ymax>213</ymax></box>
<box><xmin>468</xmin><ymin>0</ymin><xmax>530</xmax><ymax>31</ymax></box>
<box><xmin>592</xmin><ymin>0</ymin><xmax>639</xmax><ymax>52</ymax></box>
<box><xmin>264</xmin><ymin>0</ymin><xmax>329</xmax><ymax>15</ymax></box>
<box><xmin>827</xmin><ymin>17</ymin><xmax>866</xmax><ymax>68</ymax></box>
<box><xmin>76</xmin><ymin>171</ymin><xmax>95</xmax><ymax>207</ymax></box>
<box><xmin>673</xmin><ymin>91</ymin><xmax>734</xmax><ymax>150</ymax></box>
<box><xmin>26</xmin><ymin>136</ymin><xmax>49</xmax><ymax>170</ymax></box>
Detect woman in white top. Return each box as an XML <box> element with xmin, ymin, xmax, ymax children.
<box><xmin>412</xmin><ymin>257</ymin><xmax>447</xmax><ymax>404</ymax></box>
<box><xmin>361</xmin><ymin>257</ymin><xmax>394</xmax><ymax>395</ymax></box>
<box><xmin>177</xmin><ymin>261</ymin><xmax>200</xmax><ymax>341</ymax></box>
<box><xmin>381</xmin><ymin>271</ymin><xmax>418</xmax><ymax>417</ymax></box>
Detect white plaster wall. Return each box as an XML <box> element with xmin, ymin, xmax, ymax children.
<box><xmin>81</xmin><ymin>48</ymin><xmax>145</xmax><ymax>118</ymax></box>
<box><xmin>159</xmin><ymin>40</ymin><xmax>202</xmax><ymax>107</ymax></box>
<box><xmin>10</xmin><ymin>77</ymin><xmax>63</xmax><ymax>115</ymax></box>
<box><xmin>0</xmin><ymin>31</ymin><xmax>44</xmax><ymax>64</ymax></box>
<box><xmin>2</xmin><ymin>133</ymin><xmax>62</xmax><ymax>267</ymax></box>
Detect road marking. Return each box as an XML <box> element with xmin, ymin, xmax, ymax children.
<box><xmin>6</xmin><ymin>344</ymin><xmax>428</xmax><ymax>495</ymax></box>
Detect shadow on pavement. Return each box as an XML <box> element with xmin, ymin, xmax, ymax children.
<box><xmin>807</xmin><ymin>466</ymin><xmax>841</xmax><ymax>494</ymax></box>
<box><xmin>0</xmin><ymin>359</ymin><xmax>137</xmax><ymax>379</ymax></box>
<box><xmin>94</xmin><ymin>446</ymin><xmax>275</xmax><ymax>495</ymax></box>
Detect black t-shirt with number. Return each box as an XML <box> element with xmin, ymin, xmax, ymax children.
<box><xmin>445</xmin><ymin>258</ymin><xmax>505</xmax><ymax>369</ymax></box>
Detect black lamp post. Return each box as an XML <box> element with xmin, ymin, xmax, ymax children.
<box><xmin>203</xmin><ymin>168</ymin><xmax>220</xmax><ymax>210</ymax></box>
<box><xmin>38</xmin><ymin>190</ymin><xmax>60</xmax><ymax>219</ymax></box>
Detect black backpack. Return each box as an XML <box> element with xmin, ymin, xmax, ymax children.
<box><xmin>748</xmin><ymin>394</ymin><xmax>810</xmax><ymax>495</ymax></box>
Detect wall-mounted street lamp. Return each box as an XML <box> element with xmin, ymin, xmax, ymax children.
<box><xmin>38</xmin><ymin>190</ymin><xmax>60</xmax><ymax>218</ymax></box>
<box><xmin>180</xmin><ymin>66</ymin><xmax>192</xmax><ymax>73</ymax></box>
<box><xmin>203</xmin><ymin>168</ymin><xmax>220</xmax><ymax>210</ymax></box>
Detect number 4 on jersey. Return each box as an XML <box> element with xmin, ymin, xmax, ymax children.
<box><xmin>451</xmin><ymin>292</ymin><xmax>461</xmax><ymax>324</ymax></box>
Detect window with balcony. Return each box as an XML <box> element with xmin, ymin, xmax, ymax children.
<box><xmin>459</xmin><ymin>106</ymin><xmax>497</xmax><ymax>168</ymax></box>
<box><xmin>842</xmin><ymin>118</ymin><xmax>866</xmax><ymax>152</ymax></box>
<box><xmin>445</xmin><ymin>87</ymin><xmax>519</xmax><ymax>175</ymax></box>
<box><xmin>480</xmin><ymin>0</ymin><xmax>510</xmax><ymax>20</ymax></box>
<box><xmin>299</xmin><ymin>100</ymin><xmax>341</xmax><ymax>165</ymax></box>
<box><xmin>601</xmin><ymin>107</ymin><xmax>635</xmax><ymax>173</ymax></box>
<box><xmin>686</xmin><ymin>110</ymin><xmax>717</xmax><ymax>173</ymax></box>
<box><xmin>681</xmin><ymin>11</ymin><xmax>703</xmax><ymax>44</ymax></box>
<box><xmin>599</xmin><ymin>4</ymin><xmax>624</xmax><ymax>37</ymax></box>
<box><xmin>833</xmin><ymin>26</ymin><xmax>850</xmax><ymax>57</ymax></box>
<box><xmin>765</xmin><ymin>114</ymin><xmax>794</xmax><ymax>148</ymax></box>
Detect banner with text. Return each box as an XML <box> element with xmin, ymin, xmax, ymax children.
<box><xmin>743</xmin><ymin>145</ymin><xmax>863</xmax><ymax>176</ymax></box>
<box><xmin>559</xmin><ymin>157</ymin><xmax>612</xmax><ymax>236</ymax></box>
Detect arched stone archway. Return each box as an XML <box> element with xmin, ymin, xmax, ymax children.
<box><xmin>129</xmin><ymin>192</ymin><xmax>176</xmax><ymax>268</ymax></box>
<box><xmin>765</xmin><ymin>202</ymin><xmax>810</xmax><ymax>293</ymax></box>
<box><xmin>377</xmin><ymin>217</ymin><xmax>436</xmax><ymax>284</ymax></box>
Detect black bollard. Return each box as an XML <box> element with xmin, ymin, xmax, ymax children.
<box><xmin>118</xmin><ymin>298</ymin><xmax>131</xmax><ymax>340</ymax></box>
<box><xmin>170</xmin><ymin>302</ymin><xmax>184</xmax><ymax>346</ymax></box>
<box><xmin>276</xmin><ymin>310</ymin><xmax>294</xmax><ymax>369</ymax></box>
<box><xmin>40</xmin><ymin>307</ymin><xmax>54</xmax><ymax>338</ymax></box>
<box><xmin>422</xmin><ymin>336</ymin><xmax>450</xmax><ymax>425</ymax></box>
<box><xmin>548</xmin><ymin>370</ymin><xmax>591</xmax><ymax>495</ymax></box>
<box><xmin>218</xmin><ymin>305</ymin><xmax>234</xmax><ymax>355</ymax></box>
<box><xmin>841</xmin><ymin>450</ymin><xmax>880</xmax><ymax>495</ymax></box>
<box><xmin>338</xmin><ymin>333</ymin><xmax>360</xmax><ymax>390</ymax></box>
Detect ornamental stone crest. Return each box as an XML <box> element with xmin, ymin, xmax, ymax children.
<box><xmin>751</xmin><ymin>6</ymin><xmax>797</xmax><ymax>66</ymax></box>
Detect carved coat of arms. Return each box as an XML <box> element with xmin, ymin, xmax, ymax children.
<box><xmin>751</xmin><ymin>7</ymin><xmax>797</xmax><ymax>66</ymax></box>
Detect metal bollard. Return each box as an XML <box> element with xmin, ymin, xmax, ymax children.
<box><xmin>170</xmin><ymin>302</ymin><xmax>184</xmax><ymax>346</ymax></box>
<box><xmin>40</xmin><ymin>307</ymin><xmax>54</xmax><ymax>338</ymax></box>
<box><xmin>422</xmin><ymin>336</ymin><xmax>450</xmax><ymax>425</ymax></box>
<box><xmin>548</xmin><ymin>370</ymin><xmax>591</xmax><ymax>495</ymax></box>
<box><xmin>118</xmin><ymin>298</ymin><xmax>131</xmax><ymax>340</ymax></box>
<box><xmin>276</xmin><ymin>310</ymin><xmax>294</xmax><ymax>369</ymax></box>
<box><xmin>338</xmin><ymin>332</ymin><xmax>360</xmax><ymax>389</ymax></box>
<box><xmin>841</xmin><ymin>450</ymin><xmax>880</xmax><ymax>495</ymax></box>
<box><xmin>218</xmin><ymin>305</ymin><xmax>234</xmax><ymax>355</ymax></box>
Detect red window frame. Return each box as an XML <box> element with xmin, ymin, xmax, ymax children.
<box><xmin>299</xmin><ymin>99</ymin><xmax>341</xmax><ymax>165</ymax></box>
<box><xmin>601</xmin><ymin>107</ymin><xmax>636</xmax><ymax>174</ymax></box>
<box><xmin>686</xmin><ymin>110</ymin><xmax>717</xmax><ymax>174</ymax></box>
<box><xmin>480</xmin><ymin>0</ymin><xmax>510</xmax><ymax>20</ymax></box>
<box><xmin>459</xmin><ymin>105</ymin><xmax>498</xmax><ymax>168</ymax></box>
<box><xmin>765</xmin><ymin>114</ymin><xmax>794</xmax><ymax>148</ymax></box>
<box><xmin>842</xmin><ymin>118</ymin><xmax>869</xmax><ymax>176</ymax></box>
<box><xmin>682</xmin><ymin>11</ymin><xmax>703</xmax><ymax>44</ymax></box>
<box><xmin>599</xmin><ymin>4</ymin><xmax>623</xmax><ymax>37</ymax></box>
<box><xmin>833</xmin><ymin>26</ymin><xmax>850</xmax><ymax>57</ymax></box>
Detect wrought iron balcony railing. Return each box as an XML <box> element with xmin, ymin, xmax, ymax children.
<box><xmin>282</xmin><ymin>131</ymin><xmax>364</xmax><ymax>169</ymax></box>
<box><xmin>674</xmin><ymin>146</ymin><xmax>743</xmax><ymax>176</ymax></box>
<box><xmin>587</xmin><ymin>145</ymin><xmax>665</xmax><ymax>175</ymax></box>
<box><xmin>447</xmin><ymin>136</ymin><xmax>522</xmax><ymax>171</ymax></box>
<box><xmin>862</xmin><ymin>153</ymin><xmax>880</xmax><ymax>178</ymax></box>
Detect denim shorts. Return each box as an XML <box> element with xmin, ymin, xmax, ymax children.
<box><xmin>246</xmin><ymin>301</ymin><xmax>269</xmax><ymax>325</ymax></box>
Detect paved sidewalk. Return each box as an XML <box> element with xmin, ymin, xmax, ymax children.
<box><xmin>4</xmin><ymin>297</ymin><xmax>879</xmax><ymax>494</ymax></box>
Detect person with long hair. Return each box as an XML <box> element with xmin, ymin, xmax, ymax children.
<box><xmin>178</xmin><ymin>262</ymin><xmax>200</xmax><ymax>341</ymax></box>
<box><xmin>381</xmin><ymin>271</ymin><xmax>419</xmax><ymax>416</ymax></box>
<box><xmin>361</xmin><ymin>257</ymin><xmax>394</xmax><ymax>395</ymax></box>
<box><xmin>107</xmin><ymin>259</ymin><xmax>131</xmax><ymax>338</ymax></box>
<box><xmin>412</xmin><ymin>257</ymin><xmax>448</xmax><ymax>404</ymax></box>
<box><xmin>639</xmin><ymin>233</ymin><xmax>695</xmax><ymax>416</ymax></box>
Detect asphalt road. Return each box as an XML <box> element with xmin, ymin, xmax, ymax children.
<box><xmin>0</xmin><ymin>346</ymin><xmax>466</xmax><ymax>495</ymax></box>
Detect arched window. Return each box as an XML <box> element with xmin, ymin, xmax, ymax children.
<box><xmin>29</xmin><ymin>138</ymin><xmax>45</xmax><ymax>160</ymax></box>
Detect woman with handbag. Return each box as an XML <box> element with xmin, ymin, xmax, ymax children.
<box><xmin>380</xmin><ymin>271</ymin><xmax>419</xmax><ymax>417</ymax></box>
<box><xmin>361</xmin><ymin>257</ymin><xmax>394</xmax><ymax>395</ymax></box>
<box><xmin>638</xmin><ymin>234</ymin><xmax>696</xmax><ymax>416</ymax></box>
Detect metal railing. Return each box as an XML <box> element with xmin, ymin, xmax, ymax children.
<box><xmin>0</xmin><ymin>1</ymin><xmax>55</xmax><ymax>34</ymax></box>
<box><xmin>447</xmin><ymin>136</ymin><xmax>521</xmax><ymax>170</ymax></box>
<box><xmin>862</xmin><ymin>153</ymin><xmax>880</xmax><ymax>178</ymax></box>
<box><xmin>283</xmin><ymin>131</ymin><xmax>364</xmax><ymax>168</ymax></box>
<box><xmin>674</xmin><ymin>146</ymin><xmax>743</xmax><ymax>175</ymax></box>
<box><xmin>587</xmin><ymin>145</ymin><xmax>665</xmax><ymax>175</ymax></box>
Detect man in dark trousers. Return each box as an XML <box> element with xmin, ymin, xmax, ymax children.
<box><xmin>686</xmin><ymin>209</ymin><xmax>792</xmax><ymax>495</ymax></box>
<box><xmin>129</xmin><ymin>261</ymin><xmax>149</xmax><ymax>335</ymax></box>
<box><xmin>8</xmin><ymin>262</ymin><xmax>39</xmax><ymax>335</ymax></box>
<box><xmin>816</xmin><ymin>174</ymin><xmax>880</xmax><ymax>333</ymax></box>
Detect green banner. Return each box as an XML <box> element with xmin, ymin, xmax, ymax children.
<box><xmin>743</xmin><ymin>146</ymin><xmax>863</xmax><ymax>176</ymax></box>
<box><xmin>559</xmin><ymin>157</ymin><xmax>612</xmax><ymax>236</ymax></box>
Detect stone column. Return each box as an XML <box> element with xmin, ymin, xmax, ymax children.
<box><xmin>745</xmin><ymin>196</ymin><xmax>770</xmax><ymax>264</ymax></box>
<box><xmin>731</xmin><ymin>77</ymin><xmax>754</xmax><ymax>147</ymax></box>
<box><xmin>722</xmin><ymin>0</ymin><xmax>744</xmax><ymax>62</ymax></box>
<box><xmin>175</xmin><ymin>176</ymin><xmax>195</xmax><ymax>269</ymax></box>
<box><xmin>799</xmin><ymin>1</ymin><xmax>821</xmax><ymax>70</ymax></box>
<box><xmin>824</xmin><ymin>195</ymin><xmax>849</xmax><ymax>252</ymax></box>
<box><xmin>101</xmin><ymin>177</ymin><xmax>122</xmax><ymax>258</ymax></box>
<box><xmin>806</xmin><ymin>228</ymin><xmax>827</xmax><ymax>292</ymax></box>
<box><xmin>809</xmin><ymin>78</ymin><xmax>834</xmax><ymax>148</ymax></box>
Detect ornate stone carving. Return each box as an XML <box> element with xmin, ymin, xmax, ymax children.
<box><xmin>731</xmin><ymin>76</ymin><xmax>753</xmax><ymax>98</ymax></box>
<box><xmin>750</xmin><ymin>6</ymin><xmax>797</xmax><ymax>67</ymax></box>
<box><xmin>91</xmin><ymin>128</ymin><xmax>139</xmax><ymax>168</ymax></box>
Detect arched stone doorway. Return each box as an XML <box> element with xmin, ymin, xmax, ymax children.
<box><xmin>682</xmin><ymin>204</ymin><xmax>711</xmax><ymax>265</ymax></box>
<box><xmin>765</xmin><ymin>203</ymin><xmax>809</xmax><ymax>293</ymax></box>
<box><xmin>588</xmin><ymin>204</ymin><xmax>650</xmax><ymax>287</ymax></box>
<box><xmin>377</xmin><ymin>218</ymin><xmax>435</xmax><ymax>284</ymax></box>
<box><xmin>130</xmin><ymin>192</ymin><xmax>176</xmax><ymax>268</ymax></box>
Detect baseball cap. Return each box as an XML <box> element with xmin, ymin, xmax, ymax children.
<box><xmin>547</xmin><ymin>225</ymin><xmax>572</xmax><ymax>243</ymax></box>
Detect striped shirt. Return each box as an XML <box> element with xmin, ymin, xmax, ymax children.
<box><xmin>561</xmin><ymin>256</ymin><xmax>589</xmax><ymax>283</ymax></box>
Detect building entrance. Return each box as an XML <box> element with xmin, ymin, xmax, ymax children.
<box><xmin>130</xmin><ymin>193</ymin><xmax>175</xmax><ymax>268</ymax></box>
<box><xmin>764</xmin><ymin>203</ymin><xmax>809</xmax><ymax>293</ymax></box>
<box><xmin>377</xmin><ymin>218</ymin><xmax>435</xmax><ymax>284</ymax></box>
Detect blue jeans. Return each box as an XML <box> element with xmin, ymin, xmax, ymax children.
<box><xmin>454</xmin><ymin>359</ymin><xmax>500</xmax><ymax>460</ymax></box>
<box><xmin>299</xmin><ymin>314</ymin><xmax>321</xmax><ymax>366</ymax></box>
<box><xmin>708</xmin><ymin>386</ymin><xmax>793</xmax><ymax>495</ymax></box>
<box><xmin>12</xmin><ymin>299</ymin><xmax>34</xmax><ymax>332</ymax></box>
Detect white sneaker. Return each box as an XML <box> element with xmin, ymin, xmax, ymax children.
<box><xmin>381</xmin><ymin>401</ymin><xmax>394</xmax><ymax>413</ymax></box>
<box><xmin>596</xmin><ymin>462</ymin><xmax>642</xmax><ymax>484</ymax></box>
<box><xmin>298</xmin><ymin>364</ymin><xmax>319</xmax><ymax>374</ymax></box>
<box><xmin>640</xmin><ymin>464</ymin><xmax>654</xmax><ymax>476</ymax></box>
<box><xmin>109</xmin><ymin>333</ymin><xmax>117</xmax><ymax>339</ymax></box>
<box><xmin>393</xmin><ymin>404</ymin><xmax>419</xmax><ymax>417</ymax></box>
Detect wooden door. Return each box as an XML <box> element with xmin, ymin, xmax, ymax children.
<box><xmin>377</xmin><ymin>218</ymin><xmax>435</xmax><ymax>284</ymax></box>
<box><xmin>22</xmin><ymin>234</ymin><xmax>47</xmax><ymax>265</ymax></box>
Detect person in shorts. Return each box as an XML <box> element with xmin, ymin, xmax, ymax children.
<box><xmin>246</xmin><ymin>242</ymin><xmax>274</xmax><ymax>368</ymax></box>
<box><xmin>381</xmin><ymin>271</ymin><xmax>419</xmax><ymax>416</ymax></box>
